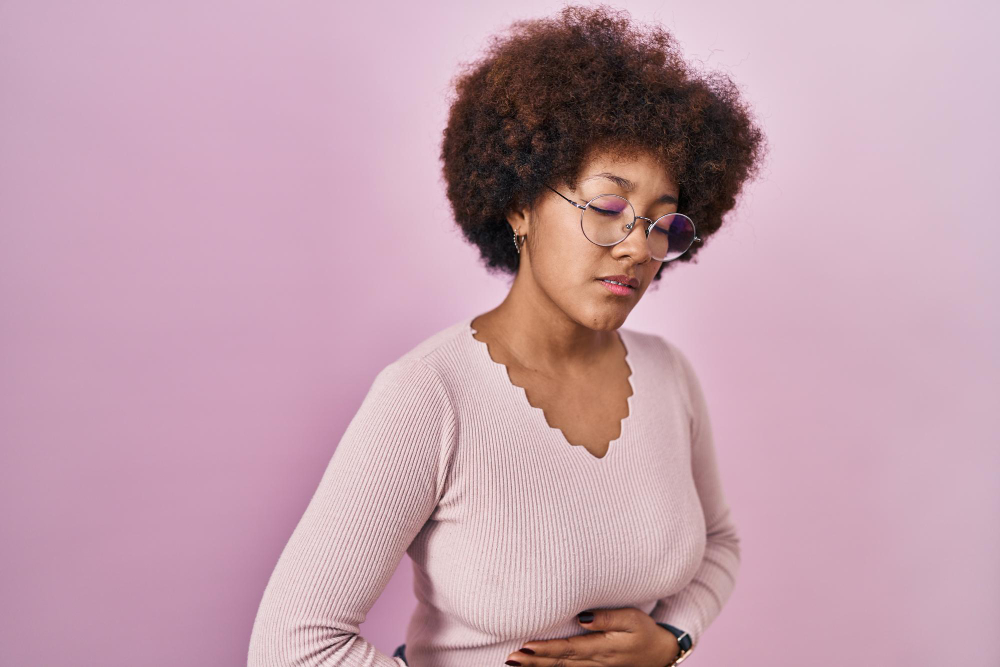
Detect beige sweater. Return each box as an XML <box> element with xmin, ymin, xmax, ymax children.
<box><xmin>248</xmin><ymin>316</ymin><xmax>741</xmax><ymax>666</ymax></box>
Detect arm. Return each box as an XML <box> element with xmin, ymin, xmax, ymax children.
<box><xmin>248</xmin><ymin>357</ymin><xmax>457</xmax><ymax>667</ymax></box>
<box><xmin>649</xmin><ymin>340</ymin><xmax>741</xmax><ymax>648</ymax></box>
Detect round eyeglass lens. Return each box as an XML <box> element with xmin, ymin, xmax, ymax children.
<box><xmin>582</xmin><ymin>194</ymin><xmax>696</xmax><ymax>262</ymax></box>
<box><xmin>648</xmin><ymin>213</ymin><xmax>696</xmax><ymax>262</ymax></box>
<box><xmin>581</xmin><ymin>194</ymin><xmax>634</xmax><ymax>245</ymax></box>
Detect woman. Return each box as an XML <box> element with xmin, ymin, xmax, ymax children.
<box><xmin>248</xmin><ymin>5</ymin><xmax>766</xmax><ymax>666</ymax></box>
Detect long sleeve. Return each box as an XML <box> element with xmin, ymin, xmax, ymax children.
<box><xmin>247</xmin><ymin>357</ymin><xmax>458</xmax><ymax>667</ymax></box>
<box><xmin>649</xmin><ymin>341</ymin><xmax>741</xmax><ymax>648</ymax></box>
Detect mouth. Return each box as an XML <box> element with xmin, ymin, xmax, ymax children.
<box><xmin>597</xmin><ymin>278</ymin><xmax>638</xmax><ymax>296</ymax></box>
<box><xmin>597</xmin><ymin>274</ymin><xmax>639</xmax><ymax>288</ymax></box>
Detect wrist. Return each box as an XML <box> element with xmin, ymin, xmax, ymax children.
<box><xmin>654</xmin><ymin>623</ymin><xmax>681</xmax><ymax>663</ymax></box>
<box><xmin>655</xmin><ymin>622</ymin><xmax>694</xmax><ymax>666</ymax></box>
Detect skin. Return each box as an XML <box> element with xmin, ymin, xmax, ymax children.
<box><xmin>471</xmin><ymin>147</ymin><xmax>679</xmax><ymax>457</ymax></box>
<box><xmin>469</xmin><ymin>146</ymin><xmax>684</xmax><ymax>665</ymax></box>
<box><xmin>505</xmin><ymin>608</ymin><xmax>680</xmax><ymax>667</ymax></box>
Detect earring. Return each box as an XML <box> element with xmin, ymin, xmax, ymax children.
<box><xmin>512</xmin><ymin>228</ymin><xmax>525</xmax><ymax>254</ymax></box>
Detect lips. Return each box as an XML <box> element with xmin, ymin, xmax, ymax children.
<box><xmin>597</xmin><ymin>274</ymin><xmax>639</xmax><ymax>288</ymax></box>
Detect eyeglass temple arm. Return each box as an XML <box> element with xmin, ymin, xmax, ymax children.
<box><xmin>544</xmin><ymin>184</ymin><xmax>587</xmax><ymax>210</ymax></box>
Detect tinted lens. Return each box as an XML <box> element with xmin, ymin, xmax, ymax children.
<box><xmin>648</xmin><ymin>213</ymin><xmax>696</xmax><ymax>261</ymax></box>
<box><xmin>582</xmin><ymin>195</ymin><xmax>633</xmax><ymax>245</ymax></box>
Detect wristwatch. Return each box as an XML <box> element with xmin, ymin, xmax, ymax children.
<box><xmin>655</xmin><ymin>622</ymin><xmax>694</xmax><ymax>665</ymax></box>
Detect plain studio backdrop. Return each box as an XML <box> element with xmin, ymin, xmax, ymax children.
<box><xmin>1</xmin><ymin>1</ymin><xmax>997</xmax><ymax>665</ymax></box>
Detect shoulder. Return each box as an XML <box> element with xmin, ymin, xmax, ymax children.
<box><xmin>619</xmin><ymin>326</ymin><xmax>687</xmax><ymax>379</ymax></box>
<box><xmin>348</xmin><ymin>332</ymin><xmax>464</xmax><ymax>460</ymax></box>
<box><xmin>626</xmin><ymin>328</ymin><xmax>706</xmax><ymax>415</ymax></box>
<box><xmin>395</xmin><ymin>317</ymin><xmax>473</xmax><ymax>364</ymax></box>
<box><xmin>620</xmin><ymin>326</ymin><xmax>671</xmax><ymax>362</ymax></box>
<box><xmin>367</xmin><ymin>316</ymin><xmax>475</xmax><ymax>410</ymax></box>
<box><xmin>646</xmin><ymin>332</ymin><xmax>695</xmax><ymax>375</ymax></box>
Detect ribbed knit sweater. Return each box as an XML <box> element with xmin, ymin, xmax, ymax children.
<box><xmin>247</xmin><ymin>316</ymin><xmax>741</xmax><ymax>667</ymax></box>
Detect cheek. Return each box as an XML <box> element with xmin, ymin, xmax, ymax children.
<box><xmin>532</xmin><ymin>219</ymin><xmax>604</xmax><ymax>277</ymax></box>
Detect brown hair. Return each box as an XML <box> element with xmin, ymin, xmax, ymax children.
<box><xmin>440</xmin><ymin>4</ymin><xmax>768</xmax><ymax>280</ymax></box>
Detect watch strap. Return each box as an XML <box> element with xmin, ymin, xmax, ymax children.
<box><xmin>655</xmin><ymin>622</ymin><xmax>693</xmax><ymax>651</ymax></box>
<box><xmin>656</xmin><ymin>621</ymin><xmax>695</xmax><ymax>665</ymax></box>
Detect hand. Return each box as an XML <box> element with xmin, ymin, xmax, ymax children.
<box><xmin>503</xmin><ymin>607</ymin><xmax>679</xmax><ymax>666</ymax></box>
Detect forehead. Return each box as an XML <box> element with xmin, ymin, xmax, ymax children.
<box><xmin>577</xmin><ymin>147</ymin><xmax>678</xmax><ymax>194</ymax></box>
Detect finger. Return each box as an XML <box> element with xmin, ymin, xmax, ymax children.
<box><xmin>504</xmin><ymin>651</ymin><xmax>600</xmax><ymax>667</ymax></box>
<box><xmin>511</xmin><ymin>632</ymin><xmax>610</xmax><ymax>664</ymax></box>
<box><xmin>576</xmin><ymin>606</ymin><xmax>643</xmax><ymax>632</ymax></box>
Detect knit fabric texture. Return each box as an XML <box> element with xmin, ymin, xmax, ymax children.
<box><xmin>248</xmin><ymin>316</ymin><xmax>741</xmax><ymax>666</ymax></box>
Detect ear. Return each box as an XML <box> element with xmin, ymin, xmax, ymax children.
<box><xmin>504</xmin><ymin>195</ymin><xmax>533</xmax><ymax>236</ymax></box>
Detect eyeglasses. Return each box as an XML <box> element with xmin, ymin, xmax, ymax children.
<box><xmin>545</xmin><ymin>184</ymin><xmax>700</xmax><ymax>262</ymax></box>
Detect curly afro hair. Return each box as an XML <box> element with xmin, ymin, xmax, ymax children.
<box><xmin>440</xmin><ymin>4</ymin><xmax>768</xmax><ymax>281</ymax></box>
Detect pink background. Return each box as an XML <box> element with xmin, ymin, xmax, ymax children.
<box><xmin>2</xmin><ymin>1</ymin><xmax>997</xmax><ymax>665</ymax></box>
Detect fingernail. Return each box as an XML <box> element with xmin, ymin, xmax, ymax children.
<box><xmin>505</xmin><ymin>661</ymin><xmax>521</xmax><ymax>666</ymax></box>
<box><xmin>577</xmin><ymin>611</ymin><xmax>594</xmax><ymax>623</ymax></box>
<box><xmin>518</xmin><ymin>647</ymin><xmax>535</xmax><ymax>655</ymax></box>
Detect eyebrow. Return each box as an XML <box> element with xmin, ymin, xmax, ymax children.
<box><xmin>583</xmin><ymin>172</ymin><xmax>678</xmax><ymax>205</ymax></box>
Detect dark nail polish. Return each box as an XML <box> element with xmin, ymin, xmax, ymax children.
<box><xmin>518</xmin><ymin>647</ymin><xmax>535</xmax><ymax>655</ymax></box>
<box><xmin>505</xmin><ymin>661</ymin><xmax>521</xmax><ymax>666</ymax></box>
<box><xmin>578</xmin><ymin>611</ymin><xmax>594</xmax><ymax>623</ymax></box>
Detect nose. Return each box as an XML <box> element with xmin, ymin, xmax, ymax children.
<box><xmin>613</xmin><ymin>216</ymin><xmax>655</xmax><ymax>261</ymax></box>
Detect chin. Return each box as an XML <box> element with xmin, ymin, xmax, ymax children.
<box><xmin>577</xmin><ymin>307</ymin><xmax>632</xmax><ymax>331</ymax></box>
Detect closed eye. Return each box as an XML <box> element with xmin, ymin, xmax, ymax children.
<box><xmin>591</xmin><ymin>206</ymin><xmax>621</xmax><ymax>216</ymax></box>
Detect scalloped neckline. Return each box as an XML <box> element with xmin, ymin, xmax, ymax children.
<box><xmin>466</xmin><ymin>316</ymin><xmax>635</xmax><ymax>460</ymax></box>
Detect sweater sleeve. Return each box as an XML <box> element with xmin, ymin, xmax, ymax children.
<box><xmin>649</xmin><ymin>340</ymin><xmax>741</xmax><ymax>649</ymax></box>
<box><xmin>247</xmin><ymin>357</ymin><xmax>457</xmax><ymax>667</ymax></box>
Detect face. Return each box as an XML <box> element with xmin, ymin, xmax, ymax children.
<box><xmin>506</xmin><ymin>147</ymin><xmax>678</xmax><ymax>332</ymax></box>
